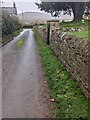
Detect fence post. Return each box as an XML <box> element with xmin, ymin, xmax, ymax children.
<box><xmin>47</xmin><ymin>22</ymin><xmax>50</xmax><ymax>44</ymax></box>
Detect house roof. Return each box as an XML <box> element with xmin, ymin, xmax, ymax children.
<box><xmin>2</xmin><ymin>7</ymin><xmax>17</xmax><ymax>15</ymax></box>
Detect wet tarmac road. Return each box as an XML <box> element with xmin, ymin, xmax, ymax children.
<box><xmin>2</xmin><ymin>29</ymin><xmax>53</xmax><ymax>118</ymax></box>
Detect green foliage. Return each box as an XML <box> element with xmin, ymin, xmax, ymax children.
<box><xmin>2</xmin><ymin>29</ymin><xmax>22</xmax><ymax>44</ymax></box>
<box><xmin>35</xmin><ymin>2</ymin><xmax>88</xmax><ymax>19</ymax></box>
<box><xmin>2</xmin><ymin>13</ymin><xmax>22</xmax><ymax>37</ymax></box>
<box><xmin>33</xmin><ymin>29</ymin><xmax>89</xmax><ymax>119</ymax></box>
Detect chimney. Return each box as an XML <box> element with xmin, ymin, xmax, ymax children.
<box><xmin>13</xmin><ymin>2</ymin><xmax>16</xmax><ymax>8</ymax></box>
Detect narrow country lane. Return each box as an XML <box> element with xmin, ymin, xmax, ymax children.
<box><xmin>2</xmin><ymin>29</ymin><xmax>53</xmax><ymax>118</ymax></box>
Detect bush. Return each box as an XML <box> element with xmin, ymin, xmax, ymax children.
<box><xmin>2</xmin><ymin>10</ymin><xmax>22</xmax><ymax>37</ymax></box>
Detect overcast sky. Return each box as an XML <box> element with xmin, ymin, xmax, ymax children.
<box><xmin>1</xmin><ymin>0</ymin><xmax>42</xmax><ymax>14</ymax></box>
<box><xmin>1</xmin><ymin>0</ymin><xmax>88</xmax><ymax>14</ymax></box>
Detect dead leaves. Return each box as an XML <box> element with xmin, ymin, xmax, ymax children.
<box><xmin>57</xmin><ymin>69</ymin><xmax>60</xmax><ymax>74</ymax></box>
<box><xmin>50</xmin><ymin>97</ymin><xmax>61</xmax><ymax>103</ymax></box>
<box><xmin>56</xmin><ymin>69</ymin><xmax>61</xmax><ymax>77</ymax></box>
<box><xmin>50</xmin><ymin>98</ymin><xmax>55</xmax><ymax>102</ymax></box>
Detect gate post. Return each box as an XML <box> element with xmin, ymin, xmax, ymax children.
<box><xmin>47</xmin><ymin>21</ymin><xmax>50</xmax><ymax>44</ymax></box>
<box><xmin>47</xmin><ymin>20</ymin><xmax>60</xmax><ymax>45</ymax></box>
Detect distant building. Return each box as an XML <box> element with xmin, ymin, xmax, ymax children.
<box><xmin>2</xmin><ymin>2</ymin><xmax>17</xmax><ymax>16</ymax></box>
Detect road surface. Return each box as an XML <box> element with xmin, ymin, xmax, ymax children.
<box><xmin>2</xmin><ymin>29</ymin><xmax>53</xmax><ymax>118</ymax></box>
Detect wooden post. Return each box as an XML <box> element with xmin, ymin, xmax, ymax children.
<box><xmin>47</xmin><ymin>22</ymin><xmax>50</xmax><ymax>44</ymax></box>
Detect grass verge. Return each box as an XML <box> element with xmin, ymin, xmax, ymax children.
<box><xmin>60</xmin><ymin>20</ymin><xmax>89</xmax><ymax>40</ymax></box>
<box><xmin>33</xmin><ymin>29</ymin><xmax>89</xmax><ymax>119</ymax></box>
<box><xmin>60</xmin><ymin>20</ymin><xmax>89</xmax><ymax>30</ymax></box>
<box><xmin>2</xmin><ymin>29</ymin><xmax>23</xmax><ymax>46</ymax></box>
<box><xmin>68</xmin><ymin>31</ymin><xmax>88</xmax><ymax>40</ymax></box>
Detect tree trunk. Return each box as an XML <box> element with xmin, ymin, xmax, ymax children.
<box><xmin>73</xmin><ymin>2</ymin><xmax>85</xmax><ymax>21</ymax></box>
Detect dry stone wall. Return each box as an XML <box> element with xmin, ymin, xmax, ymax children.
<box><xmin>35</xmin><ymin>26</ymin><xmax>47</xmax><ymax>43</ymax></box>
<box><xmin>50</xmin><ymin>30</ymin><xmax>89</xmax><ymax>98</ymax></box>
<box><xmin>34</xmin><ymin>26</ymin><xmax>89</xmax><ymax>98</ymax></box>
